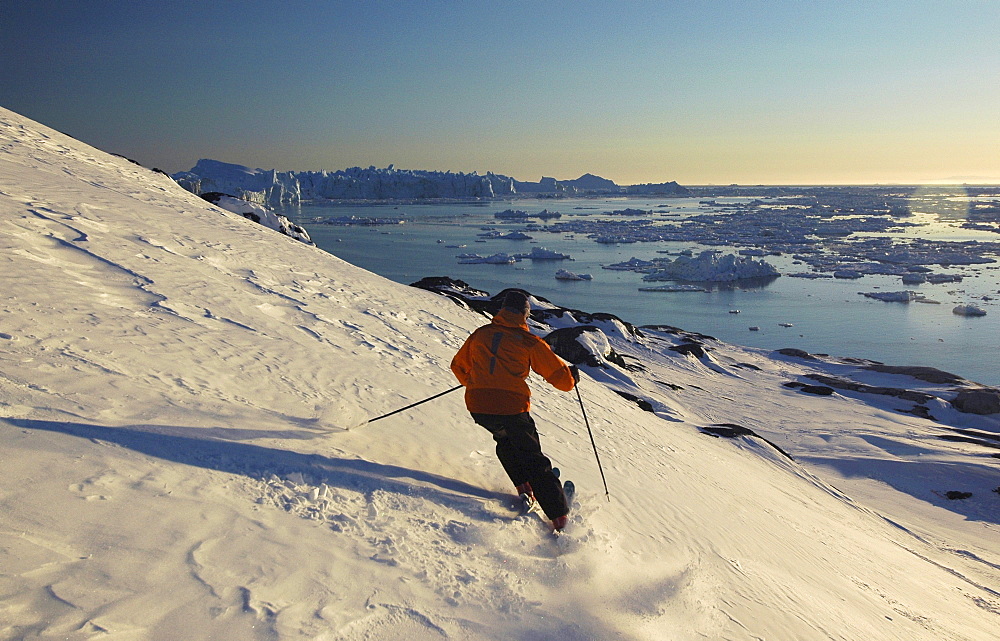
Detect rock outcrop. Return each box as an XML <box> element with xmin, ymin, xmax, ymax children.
<box><xmin>951</xmin><ymin>388</ymin><xmax>1000</xmax><ymax>415</ymax></box>
<box><xmin>201</xmin><ymin>192</ymin><xmax>313</xmax><ymax>245</ymax></box>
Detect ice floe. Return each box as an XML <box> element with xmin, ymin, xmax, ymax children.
<box><xmin>641</xmin><ymin>251</ymin><xmax>780</xmax><ymax>283</ymax></box>
<box><xmin>457</xmin><ymin>253</ymin><xmax>518</xmax><ymax>264</ymax></box>
<box><xmin>953</xmin><ymin>304</ymin><xmax>987</xmax><ymax>316</ymax></box>
<box><xmin>860</xmin><ymin>290</ymin><xmax>926</xmax><ymax>302</ymax></box>
<box><xmin>554</xmin><ymin>269</ymin><xmax>592</xmax><ymax>280</ymax></box>
<box><xmin>514</xmin><ymin>247</ymin><xmax>572</xmax><ymax>260</ymax></box>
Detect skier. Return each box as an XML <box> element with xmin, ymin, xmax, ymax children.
<box><xmin>450</xmin><ymin>290</ymin><xmax>579</xmax><ymax>531</ymax></box>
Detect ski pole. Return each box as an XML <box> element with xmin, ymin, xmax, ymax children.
<box><xmin>354</xmin><ymin>384</ymin><xmax>463</xmax><ymax>428</ymax></box>
<box><xmin>575</xmin><ymin>383</ymin><xmax>611</xmax><ymax>501</ymax></box>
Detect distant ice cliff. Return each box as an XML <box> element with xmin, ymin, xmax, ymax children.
<box><xmin>173</xmin><ymin>159</ymin><xmax>689</xmax><ymax>204</ymax></box>
<box><xmin>174</xmin><ymin>159</ymin><xmax>515</xmax><ymax>205</ymax></box>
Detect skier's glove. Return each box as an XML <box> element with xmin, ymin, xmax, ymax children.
<box><xmin>569</xmin><ymin>365</ymin><xmax>580</xmax><ymax>383</ymax></box>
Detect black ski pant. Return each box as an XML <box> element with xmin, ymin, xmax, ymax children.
<box><xmin>471</xmin><ymin>411</ymin><xmax>569</xmax><ymax>520</ymax></box>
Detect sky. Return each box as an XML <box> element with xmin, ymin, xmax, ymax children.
<box><xmin>3</xmin><ymin>0</ymin><xmax>999</xmax><ymax>185</ymax></box>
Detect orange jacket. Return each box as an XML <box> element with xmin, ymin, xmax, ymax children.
<box><xmin>451</xmin><ymin>308</ymin><xmax>576</xmax><ymax>415</ymax></box>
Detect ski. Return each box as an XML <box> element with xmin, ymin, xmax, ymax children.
<box><xmin>514</xmin><ymin>469</ymin><xmax>577</xmax><ymax>535</ymax></box>
<box><xmin>563</xmin><ymin>479</ymin><xmax>576</xmax><ymax>507</ymax></box>
<box><xmin>550</xmin><ymin>480</ymin><xmax>576</xmax><ymax>535</ymax></box>
<box><xmin>519</xmin><ymin>492</ymin><xmax>542</xmax><ymax>516</ymax></box>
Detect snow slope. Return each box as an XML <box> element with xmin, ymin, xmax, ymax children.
<box><xmin>1</xmin><ymin>106</ymin><xmax>998</xmax><ymax>640</ymax></box>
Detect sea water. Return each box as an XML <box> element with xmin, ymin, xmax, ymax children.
<box><xmin>278</xmin><ymin>197</ymin><xmax>1000</xmax><ymax>386</ymax></box>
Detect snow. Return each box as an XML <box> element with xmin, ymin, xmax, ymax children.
<box><xmin>2</xmin><ymin>106</ymin><xmax>999</xmax><ymax>640</ymax></box>
<box><xmin>202</xmin><ymin>192</ymin><xmax>314</xmax><ymax>245</ymax></box>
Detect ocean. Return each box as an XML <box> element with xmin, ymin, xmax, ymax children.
<box><xmin>278</xmin><ymin>195</ymin><xmax>1000</xmax><ymax>386</ymax></box>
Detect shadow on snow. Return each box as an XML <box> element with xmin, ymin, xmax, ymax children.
<box><xmin>6</xmin><ymin>418</ymin><xmax>509</xmax><ymax>522</ymax></box>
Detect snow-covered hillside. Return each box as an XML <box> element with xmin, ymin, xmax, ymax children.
<box><xmin>1</xmin><ymin>106</ymin><xmax>998</xmax><ymax>640</ymax></box>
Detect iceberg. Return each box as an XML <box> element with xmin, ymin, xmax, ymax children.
<box><xmin>860</xmin><ymin>291</ymin><xmax>926</xmax><ymax>302</ymax></box>
<box><xmin>604</xmin><ymin>257</ymin><xmax>656</xmax><ymax>271</ymax></box>
<box><xmin>555</xmin><ymin>269</ymin><xmax>592</xmax><ymax>280</ymax></box>
<box><xmin>513</xmin><ymin>247</ymin><xmax>571</xmax><ymax>260</ymax></box>
<box><xmin>953</xmin><ymin>304</ymin><xmax>987</xmax><ymax>317</ymax></box>
<box><xmin>926</xmin><ymin>273</ymin><xmax>963</xmax><ymax>284</ymax></box>
<box><xmin>458</xmin><ymin>253</ymin><xmax>518</xmax><ymax>265</ymax></box>
<box><xmin>175</xmin><ymin>159</ymin><xmax>515</xmax><ymax>205</ymax></box>
<box><xmin>642</xmin><ymin>251</ymin><xmax>780</xmax><ymax>282</ymax></box>
<box><xmin>638</xmin><ymin>284</ymin><xmax>708</xmax><ymax>292</ymax></box>
<box><xmin>319</xmin><ymin>215</ymin><xmax>403</xmax><ymax>226</ymax></box>
<box><xmin>494</xmin><ymin>209</ymin><xmax>530</xmax><ymax>219</ymax></box>
<box><xmin>175</xmin><ymin>160</ymin><xmax>687</xmax><ymax>205</ymax></box>
<box><xmin>499</xmin><ymin>231</ymin><xmax>533</xmax><ymax>240</ymax></box>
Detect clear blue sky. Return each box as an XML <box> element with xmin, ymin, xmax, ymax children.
<box><xmin>3</xmin><ymin>1</ymin><xmax>998</xmax><ymax>185</ymax></box>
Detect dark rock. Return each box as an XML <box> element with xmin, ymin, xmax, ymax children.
<box><xmin>951</xmin><ymin>388</ymin><xmax>1000</xmax><ymax>415</ymax></box>
<box><xmin>408</xmin><ymin>277</ymin><xmax>489</xmax><ymax>310</ymax></box>
<box><xmin>951</xmin><ymin>428</ymin><xmax>1000</xmax><ymax>444</ymax></box>
<box><xmin>543</xmin><ymin>326</ymin><xmax>627</xmax><ymax>368</ymax></box>
<box><xmin>863</xmin><ymin>364</ymin><xmax>967</xmax><ymax>385</ymax></box>
<box><xmin>199</xmin><ymin>192</ymin><xmax>313</xmax><ymax>245</ymax></box>
<box><xmin>613</xmin><ymin>390</ymin><xmax>654</xmax><ymax>412</ymax></box>
<box><xmin>776</xmin><ymin>348</ymin><xmax>816</xmax><ymax>360</ymax></box>
<box><xmin>944</xmin><ymin>491</ymin><xmax>972</xmax><ymax>500</ymax></box>
<box><xmin>669</xmin><ymin>342</ymin><xmax>706</xmax><ymax>358</ymax></box>
<box><xmin>200</xmin><ymin>191</ymin><xmax>233</xmax><ymax>205</ymax></box>
<box><xmin>804</xmin><ymin>374</ymin><xmax>933</xmax><ymax>403</ymax></box>
<box><xmin>702</xmin><ymin>423</ymin><xmax>756</xmax><ymax>437</ymax></box>
<box><xmin>700</xmin><ymin>423</ymin><xmax>794</xmax><ymax>460</ymax></box>
<box><xmin>409</xmin><ymin>276</ymin><xmax>490</xmax><ymax>298</ymax></box>
<box><xmin>492</xmin><ymin>287</ymin><xmax>548</xmax><ymax>306</ymax></box>
<box><xmin>898</xmin><ymin>405</ymin><xmax>936</xmax><ymax>420</ymax></box>
<box><xmin>641</xmin><ymin>325</ymin><xmax>716</xmax><ymax>341</ymax></box>
<box><xmin>800</xmin><ymin>385</ymin><xmax>834</xmax><ymax>396</ymax></box>
<box><xmin>937</xmin><ymin>434</ymin><xmax>1000</xmax><ymax>450</ymax></box>
<box><xmin>616</xmin><ymin>353</ymin><xmax>647</xmax><ymax>372</ymax></box>
<box><xmin>536</xmin><ymin>306</ymin><xmax>643</xmax><ymax>339</ymax></box>
<box><xmin>783</xmin><ymin>381</ymin><xmax>834</xmax><ymax>396</ymax></box>
<box><xmin>111</xmin><ymin>152</ymin><xmax>144</xmax><ymax>167</ymax></box>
